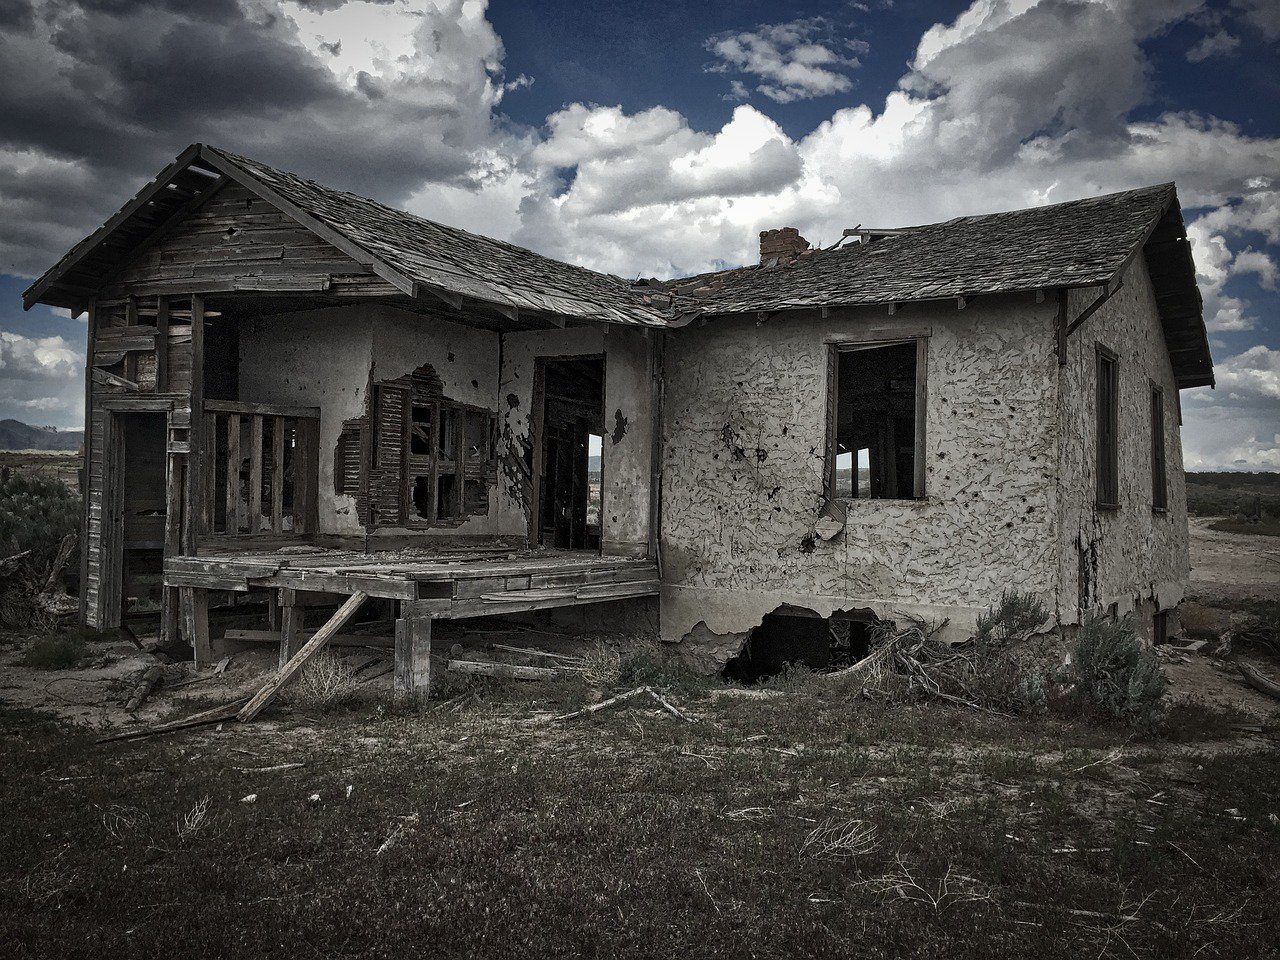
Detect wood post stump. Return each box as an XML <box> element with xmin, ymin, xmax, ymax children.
<box><xmin>179</xmin><ymin>586</ymin><xmax>213</xmax><ymax>667</ymax></box>
<box><xmin>278</xmin><ymin>588</ymin><xmax>301</xmax><ymax>670</ymax></box>
<box><xmin>394</xmin><ymin>601</ymin><xmax>434</xmax><ymax>699</ymax></box>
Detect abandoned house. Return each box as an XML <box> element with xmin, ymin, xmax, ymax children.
<box><xmin>23</xmin><ymin>144</ymin><xmax>1213</xmax><ymax>689</ymax></box>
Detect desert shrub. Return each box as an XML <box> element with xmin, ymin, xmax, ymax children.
<box><xmin>23</xmin><ymin>633</ymin><xmax>88</xmax><ymax>670</ymax></box>
<box><xmin>614</xmin><ymin>636</ymin><xmax>705</xmax><ymax>694</ymax></box>
<box><xmin>1069</xmin><ymin>614</ymin><xmax>1167</xmax><ymax>733</ymax></box>
<box><xmin>0</xmin><ymin>473</ymin><xmax>80</xmax><ymax>575</ymax></box>
<box><xmin>975</xmin><ymin>590</ymin><xmax>1049</xmax><ymax>643</ymax></box>
<box><xmin>579</xmin><ymin>642</ymin><xmax>623</xmax><ymax>688</ymax></box>
<box><xmin>287</xmin><ymin>651</ymin><xmax>359</xmax><ymax>711</ymax></box>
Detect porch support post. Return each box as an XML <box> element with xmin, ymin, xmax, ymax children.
<box><xmin>180</xmin><ymin>586</ymin><xmax>213</xmax><ymax>667</ymax></box>
<box><xmin>394</xmin><ymin>601</ymin><xmax>433</xmax><ymax>698</ymax></box>
<box><xmin>278</xmin><ymin>588</ymin><xmax>301</xmax><ymax>670</ymax></box>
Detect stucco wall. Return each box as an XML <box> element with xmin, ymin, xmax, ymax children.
<box><xmin>496</xmin><ymin>325</ymin><xmax>655</xmax><ymax>553</ymax></box>
<box><xmin>1054</xmin><ymin>256</ymin><xmax>1190</xmax><ymax>632</ymax></box>
<box><xmin>659</xmin><ymin>296</ymin><xmax>1063</xmax><ymax>643</ymax></box>
<box><xmin>238</xmin><ymin>303</ymin><xmax>504</xmax><ymax>537</ymax></box>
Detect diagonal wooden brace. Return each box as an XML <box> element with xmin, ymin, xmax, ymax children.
<box><xmin>238</xmin><ymin>591</ymin><xmax>368</xmax><ymax>722</ymax></box>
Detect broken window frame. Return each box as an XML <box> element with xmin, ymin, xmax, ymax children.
<box><xmin>1095</xmin><ymin>344</ymin><xmax>1120</xmax><ymax>510</ymax></box>
<box><xmin>1150</xmin><ymin>380</ymin><xmax>1168</xmax><ymax>513</ymax></box>
<box><xmin>823</xmin><ymin>334</ymin><xmax>928</xmax><ymax>502</ymax></box>
<box><xmin>364</xmin><ymin>371</ymin><xmax>498</xmax><ymax>529</ymax></box>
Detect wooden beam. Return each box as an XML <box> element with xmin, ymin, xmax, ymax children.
<box><xmin>238</xmin><ymin>591</ymin><xmax>369</xmax><ymax>722</ymax></box>
<box><xmin>447</xmin><ymin>660</ymin><xmax>557</xmax><ymax>681</ymax></box>
<box><xmin>913</xmin><ymin>337</ymin><xmax>928</xmax><ymax>499</ymax></box>
<box><xmin>155</xmin><ymin>298</ymin><xmax>170</xmax><ymax>392</ymax></box>
<box><xmin>182</xmin><ymin>296</ymin><xmax>205</xmax><ymax>551</ymax></box>
<box><xmin>203</xmin><ymin>399</ymin><xmax>320</xmax><ymax>419</ymax></box>
<box><xmin>1056</xmin><ymin>289</ymin><xmax>1068</xmax><ymax>365</ymax></box>
<box><xmin>1066</xmin><ymin>278</ymin><xmax>1125</xmax><ymax>337</ymax></box>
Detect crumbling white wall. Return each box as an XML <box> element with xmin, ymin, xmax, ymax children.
<box><xmin>1054</xmin><ymin>256</ymin><xmax>1190</xmax><ymax>634</ymax></box>
<box><xmin>659</xmin><ymin>296</ymin><xmax>1063</xmax><ymax>645</ymax></box>
<box><xmin>238</xmin><ymin>303</ymin><xmax>503</xmax><ymax>537</ymax></box>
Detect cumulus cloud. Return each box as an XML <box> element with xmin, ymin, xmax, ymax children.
<box><xmin>0</xmin><ymin>0</ymin><xmax>525</xmax><ymax>275</ymax></box>
<box><xmin>705</xmin><ymin>17</ymin><xmax>867</xmax><ymax>104</ymax></box>
<box><xmin>0</xmin><ymin>332</ymin><xmax>81</xmax><ymax>381</ymax></box>
<box><xmin>1233</xmin><ymin>247</ymin><xmax>1278</xmax><ymax>289</ymax></box>
<box><xmin>1183</xmin><ymin>346</ymin><xmax>1280</xmax><ymax>468</ymax></box>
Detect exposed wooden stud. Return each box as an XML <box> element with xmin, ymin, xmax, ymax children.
<box><xmin>182</xmin><ymin>295</ymin><xmax>205</xmax><ymax>551</ymax></box>
<box><xmin>225</xmin><ymin>413</ymin><xmax>241</xmax><ymax>534</ymax></box>
<box><xmin>956</xmin><ymin>297</ymin><xmax>967</xmax><ymax>310</ymax></box>
<box><xmin>79</xmin><ymin>301</ymin><xmax>98</xmax><ymax>625</ymax></box>
<box><xmin>271</xmin><ymin>418</ymin><xmax>285</xmax><ymax>534</ymax></box>
<box><xmin>154</xmin><ymin>298</ymin><xmax>169</xmax><ymax>392</ymax></box>
<box><xmin>887</xmin><ymin>302</ymin><xmax>898</xmax><ymax>316</ymax></box>
<box><xmin>913</xmin><ymin>337</ymin><xmax>929</xmax><ymax>499</ymax></box>
<box><xmin>247</xmin><ymin>415</ymin><xmax>264</xmax><ymax>535</ymax></box>
<box><xmin>238</xmin><ymin>591</ymin><xmax>369</xmax><ymax>722</ymax></box>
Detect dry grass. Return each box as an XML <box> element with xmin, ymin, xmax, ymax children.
<box><xmin>286</xmin><ymin>651</ymin><xmax>360</xmax><ymax>711</ymax></box>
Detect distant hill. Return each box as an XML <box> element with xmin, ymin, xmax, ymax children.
<box><xmin>0</xmin><ymin>419</ymin><xmax>83</xmax><ymax>452</ymax></box>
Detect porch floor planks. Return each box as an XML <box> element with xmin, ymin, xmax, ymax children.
<box><xmin>162</xmin><ymin>540</ymin><xmax>659</xmax><ymax>616</ymax></box>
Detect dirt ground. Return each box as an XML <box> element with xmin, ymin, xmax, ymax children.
<box><xmin>1186</xmin><ymin>516</ymin><xmax>1280</xmax><ymax>602</ymax></box>
<box><xmin>0</xmin><ymin>523</ymin><xmax>1277</xmax><ymax>958</ymax></box>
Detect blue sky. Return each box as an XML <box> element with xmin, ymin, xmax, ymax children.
<box><xmin>1</xmin><ymin>0</ymin><xmax>1277</xmax><ymax>468</ymax></box>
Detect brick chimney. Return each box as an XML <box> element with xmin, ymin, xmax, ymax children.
<box><xmin>759</xmin><ymin>227</ymin><xmax>810</xmax><ymax>265</ymax></box>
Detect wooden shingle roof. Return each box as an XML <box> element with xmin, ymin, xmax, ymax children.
<box><xmin>644</xmin><ymin>182</ymin><xmax>1212</xmax><ymax>386</ymax></box>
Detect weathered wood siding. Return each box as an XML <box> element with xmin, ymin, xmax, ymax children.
<box><xmin>104</xmin><ymin>184</ymin><xmax>388</xmax><ymax>298</ymax></box>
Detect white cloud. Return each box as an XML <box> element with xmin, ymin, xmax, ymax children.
<box><xmin>1233</xmin><ymin>247</ymin><xmax>1278</xmax><ymax>289</ymax></box>
<box><xmin>1234</xmin><ymin>0</ymin><xmax>1280</xmax><ymax>40</ymax></box>
<box><xmin>1186</xmin><ymin>30</ymin><xmax>1241</xmax><ymax>61</ymax></box>
<box><xmin>0</xmin><ymin>332</ymin><xmax>82</xmax><ymax>382</ymax></box>
<box><xmin>706</xmin><ymin>17</ymin><xmax>866</xmax><ymax>104</ymax></box>
<box><xmin>1214</xmin><ymin>345</ymin><xmax>1280</xmax><ymax>399</ymax></box>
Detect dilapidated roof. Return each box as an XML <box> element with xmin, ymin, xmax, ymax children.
<box><xmin>199</xmin><ymin>147</ymin><xmax>667</xmax><ymax>327</ymax></box>
<box><xmin>24</xmin><ymin>146</ymin><xmax>1210</xmax><ymax>384</ymax></box>
<box><xmin>642</xmin><ymin>182</ymin><xmax>1212</xmax><ymax>387</ymax></box>
<box><xmin>652</xmin><ymin>184</ymin><xmax>1173</xmax><ymax>312</ymax></box>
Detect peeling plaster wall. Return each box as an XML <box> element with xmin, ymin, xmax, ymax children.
<box><xmin>238</xmin><ymin>303</ymin><xmax>503</xmax><ymax>537</ymax></box>
<box><xmin>659</xmin><ymin>297</ymin><xmax>1062</xmax><ymax>644</ymax></box>
<box><xmin>1055</xmin><ymin>256</ymin><xmax>1189</xmax><ymax>634</ymax></box>
<box><xmin>601</xmin><ymin>326</ymin><xmax>654</xmax><ymax>556</ymax></box>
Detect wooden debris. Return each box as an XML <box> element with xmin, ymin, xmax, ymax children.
<box><xmin>97</xmin><ymin>698</ymin><xmax>250</xmax><ymax>744</ymax></box>
<box><xmin>124</xmin><ymin>664</ymin><xmax>164</xmax><ymax>712</ymax></box>
<box><xmin>224</xmin><ymin>628</ymin><xmax>392</xmax><ymax>648</ymax></box>
<box><xmin>237</xmin><ymin>591</ymin><xmax>368</xmax><ymax>722</ymax></box>
<box><xmin>551</xmin><ymin>685</ymin><xmax>696</xmax><ymax>723</ymax></box>
<box><xmin>1237</xmin><ymin>662</ymin><xmax>1280</xmax><ymax>701</ymax></box>
<box><xmin>447</xmin><ymin>659</ymin><xmax>559</xmax><ymax>681</ymax></box>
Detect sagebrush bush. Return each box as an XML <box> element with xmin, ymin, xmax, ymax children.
<box><xmin>0</xmin><ymin>473</ymin><xmax>81</xmax><ymax>574</ymax></box>
<box><xmin>23</xmin><ymin>633</ymin><xmax>87</xmax><ymax>670</ymax></box>
<box><xmin>287</xmin><ymin>651</ymin><xmax>359</xmax><ymax>711</ymax></box>
<box><xmin>975</xmin><ymin>590</ymin><xmax>1049</xmax><ymax>643</ymax></box>
<box><xmin>1070</xmin><ymin>614</ymin><xmax>1167</xmax><ymax>733</ymax></box>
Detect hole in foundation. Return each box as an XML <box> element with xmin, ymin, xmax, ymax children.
<box><xmin>722</xmin><ymin>605</ymin><xmax>881</xmax><ymax>684</ymax></box>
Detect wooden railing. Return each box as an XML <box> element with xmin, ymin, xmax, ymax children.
<box><xmin>202</xmin><ymin>400</ymin><xmax>320</xmax><ymax>536</ymax></box>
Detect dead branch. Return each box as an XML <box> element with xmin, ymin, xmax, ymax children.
<box><xmin>124</xmin><ymin>664</ymin><xmax>164</xmax><ymax>712</ymax></box>
<box><xmin>1237</xmin><ymin>662</ymin><xmax>1280</xmax><ymax>701</ymax></box>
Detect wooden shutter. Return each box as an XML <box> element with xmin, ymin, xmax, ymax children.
<box><xmin>369</xmin><ymin>383</ymin><xmax>408</xmax><ymax>526</ymax></box>
<box><xmin>1150</xmin><ymin>385</ymin><xmax>1167</xmax><ymax>510</ymax></box>
<box><xmin>1095</xmin><ymin>346</ymin><xmax>1119</xmax><ymax>507</ymax></box>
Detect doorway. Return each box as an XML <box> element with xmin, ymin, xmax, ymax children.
<box><xmin>104</xmin><ymin>411</ymin><xmax>168</xmax><ymax>625</ymax></box>
<box><xmin>533</xmin><ymin>355</ymin><xmax>604</xmax><ymax>550</ymax></box>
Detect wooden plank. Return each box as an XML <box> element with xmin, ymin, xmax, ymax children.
<box><xmin>238</xmin><ymin>592</ymin><xmax>368</xmax><ymax>721</ymax></box>
<box><xmin>271</xmin><ymin>417</ymin><xmax>285</xmax><ymax>534</ymax></box>
<box><xmin>92</xmin><ymin>368</ymin><xmax>139</xmax><ymax>391</ymax></box>
<box><xmin>79</xmin><ymin>301</ymin><xmax>97</xmax><ymax>625</ymax></box>
<box><xmin>394</xmin><ymin>611</ymin><xmax>432</xmax><ymax>698</ymax></box>
<box><xmin>225</xmin><ymin>413</ymin><xmax>241</xmax><ymax>534</ymax></box>
<box><xmin>204</xmin><ymin>399</ymin><xmax>320</xmax><ymax>420</ymax></box>
<box><xmin>447</xmin><ymin>660</ymin><xmax>557</xmax><ymax>681</ymax></box>
<box><xmin>225</xmin><ymin>628</ymin><xmax>392</xmax><ymax>648</ymax></box>
<box><xmin>249</xmin><ymin>414</ymin><xmax>263</xmax><ymax>534</ymax></box>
